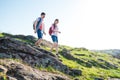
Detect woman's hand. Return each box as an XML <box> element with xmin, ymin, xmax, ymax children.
<box><xmin>58</xmin><ymin>31</ymin><xmax>61</xmax><ymax>33</ymax></box>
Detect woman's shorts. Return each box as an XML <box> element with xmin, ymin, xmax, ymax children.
<box><xmin>51</xmin><ymin>35</ymin><xmax>58</xmax><ymax>43</ymax></box>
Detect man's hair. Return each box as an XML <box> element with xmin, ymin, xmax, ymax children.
<box><xmin>41</xmin><ymin>12</ymin><xmax>45</xmax><ymax>16</ymax></box>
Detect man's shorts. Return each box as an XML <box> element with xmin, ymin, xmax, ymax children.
<box><xmin>37</xmin><ymin>29</ymin><xmax>43</xmax><ymax>39</ymax></box>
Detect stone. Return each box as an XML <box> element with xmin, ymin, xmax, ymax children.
<box><xmin>0</xmin><ymin>65</ymin><xmax>7</xmax><ymax>74</ymax></box>
<box><xmin>0</xmin><ymin>59</ymin><xmax>70</xmax><ymax>80</ymax></box>
<box><xmin>69</xmin><ymin>69</ymin><xmax>82</xmax><ymax>76</ymax></box>
<box><xmin>94</xmin><ymin>78</ymin><xmax>104</xmax><ymax>80</ymax></box>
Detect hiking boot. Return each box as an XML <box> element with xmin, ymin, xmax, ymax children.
<box><xmin>35</xmin><ymin>44</ymin><xmax>41</xmax><ymax>48</ymax></box>
<box><xmin>38</xmin><ymin>45</ymin><xmax>41</xmax><ymax>48</ymax></box>
<box><xmin>56</xmin><ymin>53</ymin><xmax>60</xmax><ymax>57</ymax></box>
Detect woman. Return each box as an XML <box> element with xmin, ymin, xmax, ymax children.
<box><xmin>50</xmin><ymin>19</ymin><xmax>61</xmax><ymax>56</ymax></box>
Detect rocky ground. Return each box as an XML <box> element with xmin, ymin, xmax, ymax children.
<box><xmin>0</xmin><ymin>59</ymin><xmax>70</xmax><ymax>80</ymax></box>
<box><xmin>0</xmin><ymin>33</ymin><xmax>120</xmax><ymax>80</ymax></box>
<box><xmin>0</xmin><ymin>37</ymin><xmax>82</xmax><ymax>80</ymax></box>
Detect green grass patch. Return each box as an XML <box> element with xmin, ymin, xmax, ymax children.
<box><xmin>0</xmin><ymin>33</ymin><xmax>4</xmax><ymax>37</ymax></box>
<box><xmin>0</xmin><ymin>73</ymin><xmax>7</xmax><ymax>80</ymax></box>
<box><xmin>58</xmin><ymin>48</ymin><xmax>120</xmax><ymax>80</ymax></box>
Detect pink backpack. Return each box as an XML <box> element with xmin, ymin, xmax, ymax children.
<box><xmin>49</xmin><ymin>24</ymin><xmax>55</xmax><ymax>35</ymax></box>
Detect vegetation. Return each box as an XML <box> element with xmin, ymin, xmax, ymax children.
<box><xmin>0</xmin><ymin>32</ymin><xmax>120</xmax><ymax>80</ymax></box>
<box><xmin>0</xmin><ymin>33</ymin><xmax>4</xmax><ymax>37</ymax></box>
<box><xmin>0</xmin><ymin>72</ymin><xmax>7</xmax><ymax>80</ymax></box>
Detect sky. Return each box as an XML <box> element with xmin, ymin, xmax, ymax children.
<box><xmin>0</xmin><ymin>0</ymin><xmax>120</xmax><ymax>50</ymax></box>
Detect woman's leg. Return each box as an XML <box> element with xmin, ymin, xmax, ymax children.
<box><xmin>50</xmin><ymin>42</ymin><xmax>56</xmax><ymax>51</ymax></box>
<box><xmin>55</xmin><ymin>42</ymin><xmax>58</xmax><ymax>54</ymax></box>
<box><xmin>55</xmin><ymin>36</ymin><xmax>58</xmax><ymax>54</ymax></box>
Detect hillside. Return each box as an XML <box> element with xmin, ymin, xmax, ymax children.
<box><xmin>92</xmin><ymin>49</ymin><xmax>120</xmax><ymax>59</ymax></box>
<box><xmin>0</xmin><ymin>33</ymin><xmax>120</xmax><ymax>80</ymax></box>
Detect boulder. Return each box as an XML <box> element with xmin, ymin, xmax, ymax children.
<box><xmin>0</xmin><ymin>59</ymin><xmax>70</xmax><ymax>80</ymax></box>
<box><xmin>0</xmin><ymin>65</ymin><xmax>7</xmax><ymax>74</ymax></box>
<box><xmin>94</xmin><ymin>78</ymin><xmax>104</xmax><ymax>80</ymax></box>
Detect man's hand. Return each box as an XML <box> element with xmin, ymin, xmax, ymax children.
<box><xmin>34</xmin><ymin>30</ymin><xmax>36</xmax><ymax>33</ymax></box>
<box><xmin>43</xmin><ymin>32</ymin><xmax>46</xmax><ymax>35</ymax></box>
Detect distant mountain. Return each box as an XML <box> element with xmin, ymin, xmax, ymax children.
<box><xmin>92</xmin><ymin>49</ymin><xmax>120</xmax><ymax>59</ymax></box>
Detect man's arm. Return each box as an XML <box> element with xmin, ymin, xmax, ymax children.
<box><xmin>43</xmin><ymin>23</ymin><xmax>46</xmax><ymax>35</ymax></box>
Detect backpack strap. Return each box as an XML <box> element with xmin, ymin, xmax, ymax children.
<box><xmin>51</xmin><ymin>24</ymin><xmax>56</xmax><ymax>31</ymax></box>
<box><xmin>36</xmin><ymin>18</ymin><xmax>42</xmax><ymax>31</ymax></box>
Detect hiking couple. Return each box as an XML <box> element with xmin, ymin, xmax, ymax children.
<box><xmin>33</xmin><ymin>12</ymin><xmax>61</xmax><ymax>56</ymax></box>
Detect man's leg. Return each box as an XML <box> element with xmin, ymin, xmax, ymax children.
<box><xmin>37</xmin><ymin>38</ymin><xmax>42</xmax><ymax>46</ymax></box>
<box><xmin>35</xmin><ymin>38</ymin><xmax>42</xmax><ymax>46</ymax></box>
<box><xmin>35</xmin><ymin>40</ymin><xmax>39</xmax><ymax>46</ymax></box>
<box><xmin>35</xmin><ymin>29</ymin><xmax>43</xmax><ymax>46</ymax></box>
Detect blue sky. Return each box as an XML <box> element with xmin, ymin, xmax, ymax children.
<box><xmin>0</xmin><ymin>0</ymin><xmax>120</xmax><ymax>49</ymax></box>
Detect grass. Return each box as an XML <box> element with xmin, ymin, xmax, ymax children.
<box><xmin>38</xmin><ymin>44</ymin><xmax>120</xmax><ymax>80</ymax></box>
<box><xmin>0</xmin><ymin>73</ymin><xmax>7</xmax><ymax>80</ymax></box>
<box><xmin>58</xmin><ymin>48</ymin><xmax>120</xmax><ymax>80</ymax></box>
<box><xmin>14</xmin><ymin>38</ymin><xmax>33</xmax><ymax>44</ymax></box>
<box><xmin>2</xmin><ymin>54</ymin><xmax>120</xmax><ymax>80</ymax></box>
<box><xmin>0</xmin><ymin>33</ymin><xmax>4</xmax><ymax>37</ymax></box>
<box><xmin>1</xmin><ymin>33</ymin><xmax>120</xmax><ymax>80</ymax></box>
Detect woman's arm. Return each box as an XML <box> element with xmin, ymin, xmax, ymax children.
<box><xmin>52</xmin><ymin>27</ymin><xmax>61</xmax><ymax>33</ymax></box>
<box><xmin>53</xmin><ymin>30</ymin><xmax>61</xmax><ymax>33</ymax></box>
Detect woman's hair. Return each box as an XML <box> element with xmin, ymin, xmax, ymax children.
<box><xmin>55</xmin><ymin>19</ymin><xmax>59</xmax><ymax>22</ymax></box>
<box><xmin>53</xmin><ymin>19</ymin><xmax>59</xmax><ymax>28</ymax></box>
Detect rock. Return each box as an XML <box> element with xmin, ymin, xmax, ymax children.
<box><xmin>0</xmin><ymin>59</ymin><xmax>70</xmax><ymax>80</ymax></box>
<box><xmin>69</xmin><ymin>69</ymin><xmax>82</xmax><ymax>76</ymax></box>
<box><xmin>94</xmin><ymin>78</ymin><xmax>104</xmax><ymax>80</ymax></box>
<box><xmin>74</xmin><ymin>78</ymin><xmax>79</xmax><ymax>80</ymax></box>
<box><xmin>86</xmin><ymin>62</ymin><xmax>92</xmax><ymax>68</ymax></box>
<box><xmin>74</xmin><ymin>54</ymin><xmax>86</xmax><ymax>56</ymax></box>
<box><xmin>104</xmin><ymin>61</ymin><xmax>118</xmax><ymax>69</ymax></box>
<box><xmin>0</xmin><ymin>65</ymin><xmax>7</xmax><ymax>74</ymax></box>
<box><xmin>88</xmin><ymin>59</ymin><xmax>119</xmax><ymax>69</ymax></box>
<box><xmin>98</xmin><ymin>58</ymin><xmax>104</xmax><ymax>62</ymax></box>
<box><xmin>61</xmin><ymin>48</ymin><xmax>74</xmax><ymax>60</ymax></box>
<box><xmin>7</xmin><ymin>76</ymin><xmax>17</xmax><ymax>80</ymax></box>
<box><xmin>0</xmin><ymin>76</ymin><xmax>4</xmax><ymax>80</ymax></box>
<box><xmin>73</xmin><ymin>48</ymin><xmax>89</xmax><ymax>51</ymax></box>
<box><xmin>108</xmin><ymin>78</ymin><xmax>120</xmax><ymax>80</ymax></box>
<box><xmin>2</xmin><ymin>32</ymin><xmax>53</xmax><ymax>47</ymax></box>
<box><xmin>0</xmin><ymin>37</ymin><xmax>77</xmax><ymax>78</ymax></box>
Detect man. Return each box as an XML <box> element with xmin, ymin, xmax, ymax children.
<box><xmin>34</xmin><ymin>12</ymin><xmax>46</xmax><ymax>47</ymax></box>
